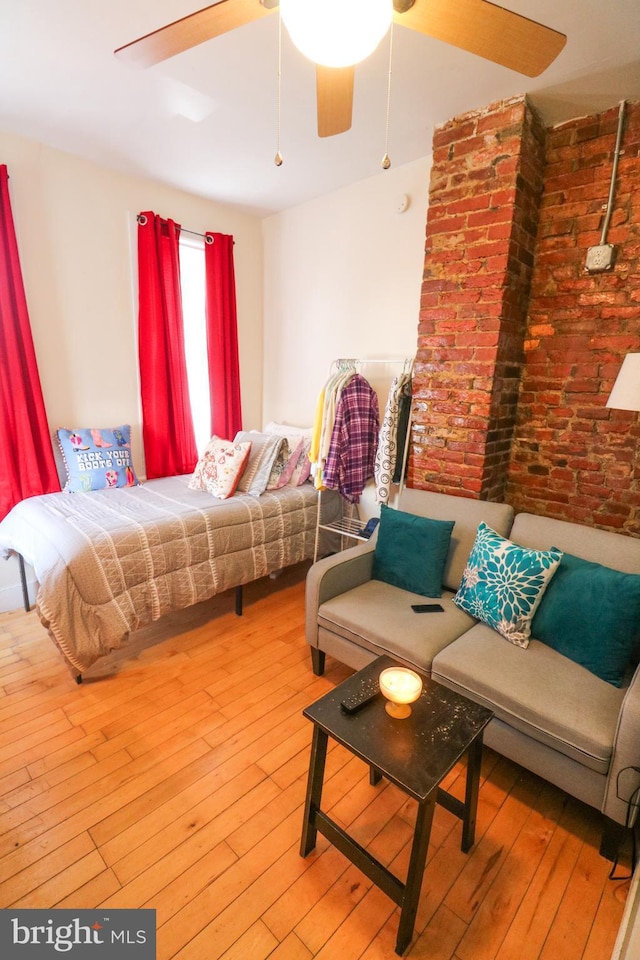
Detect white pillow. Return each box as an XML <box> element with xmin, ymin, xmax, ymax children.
<box><xmin>264</xmin><ymin>420</ymin><xmax>313</xmax><ymax>442</ymax></box>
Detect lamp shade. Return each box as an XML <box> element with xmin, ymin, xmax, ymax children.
<box><xmin>607</xmin><ymin>353</ymin><xmax>640</xmax><ymax>412</ymax></box>
<box><xmin>280</xmin><ymin>0</ymin><xmax>393</xmax><ymax>68</ymax></box>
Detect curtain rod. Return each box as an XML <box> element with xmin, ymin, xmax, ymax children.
<box><xmin>181</xmin><ymin>226</ymin><xmax>213</xmax><ymax>243</ymax></box>
<box><xmin>136</xmin><ymin>214</ymin><xmax>214</xmax><ymax>243</ymax></box>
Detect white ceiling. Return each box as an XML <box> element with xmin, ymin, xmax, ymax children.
<box><xmin>1</xmin><ymin>0</ymin><xmax>640</xmax><ymax>218</ymax></box>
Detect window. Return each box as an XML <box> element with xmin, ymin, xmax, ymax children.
<box><xmin>179</xmin><ymin>234</ymin><xmax>210</xmax><ymax>455</ymax></box>
<box><xmin>137</xmin><ymin>211</ymin><xmax>241</xmax><ymax>479</ymax></box>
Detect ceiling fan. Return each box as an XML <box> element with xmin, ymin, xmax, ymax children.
<box><xmin>114</xmin><ymin>0</ymin><xmax>567</xmax><ymax>138</ymax></box>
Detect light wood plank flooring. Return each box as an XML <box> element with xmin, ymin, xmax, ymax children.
<box><xmin>0</xmin><ymin>562</ymin><xmax>631</xmax><ymax>959</ymax></box>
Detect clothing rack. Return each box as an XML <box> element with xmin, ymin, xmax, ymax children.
<box><xmin>314</xmin><ymin>356</ymin><xmax>414</xmax><ymax>561</ymax></box>
<box><xmin>330</xmin><ymin>357</ymin><xmax>414</xmax><ymax>374</ymax></box>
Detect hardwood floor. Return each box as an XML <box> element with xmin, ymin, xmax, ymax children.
<box><xmin>0</xmin><ymin>562</ymin><xmax>630</xmax><ymax>959</ymax></box>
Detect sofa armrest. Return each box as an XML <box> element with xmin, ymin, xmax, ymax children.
<box><xmin>305</xmin><ymin>543</ymin><xmax>375</xmax><ymax>649</ymax></box>
<box><xmin>603</xmin><ymin>661</ymin><xmax>640</xmax><ymax>827</ymax></box>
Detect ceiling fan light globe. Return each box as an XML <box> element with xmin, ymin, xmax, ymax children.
<box><xmin>280</xmin><ymin>0</ymin><xmax>392</xmax><ymax>68</ymax></box>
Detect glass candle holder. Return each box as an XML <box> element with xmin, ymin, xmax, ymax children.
<box><xmin>379</xmin><ymin>666</ymin><xmax>423</xmax><ymax>719</ymax></box>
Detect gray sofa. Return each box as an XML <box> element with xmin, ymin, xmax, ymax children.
<box><xmin>305</xmin><ymin>488</ymin><xmax>640</xmax><ymax>859</ymax></box>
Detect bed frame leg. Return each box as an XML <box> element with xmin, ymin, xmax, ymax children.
<box><xmin>18</xmin><ymin>553</ymin><xmax>30</xmax><ymax>612</ymax></box>
<box><xmin>235</xmin><ymin>586</ymin><xmax>243</xmax><ymax>616</ymax></box>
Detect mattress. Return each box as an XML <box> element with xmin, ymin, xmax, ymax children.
<box><xmin>0</xmin><ymin>477</ymin><xmax>334</xmax><ymax>674</ymax></box>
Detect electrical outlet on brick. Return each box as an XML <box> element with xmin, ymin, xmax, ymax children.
<box><xmin>585</xmin><ymin>243</ymin><xmax>615</xmax><ymax>273</ymax></box>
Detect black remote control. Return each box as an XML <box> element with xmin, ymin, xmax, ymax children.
<box><xmin>340</xmin><ymin>676</ymin><xmax>380</xmax><ymax>714</ymax></box>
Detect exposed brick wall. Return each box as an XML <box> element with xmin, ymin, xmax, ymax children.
<box><xmin>409</xmin><ymin>96</ymin><xmax>546</xmax><ymax>501</ymax></box>
<box><xmin>506</xmin><ymin>101</ymin><xmax>640</xmax><ymax>535</ymax></box>
<box><xmin>410</xmin><ymin>95</ymin><xmax>640</xmax><ymax>535</ymax></box>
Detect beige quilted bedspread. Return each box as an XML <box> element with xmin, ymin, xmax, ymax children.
<box><xmin>0</xmin><ymin>477</ymin><xmax>331</xmax><ymax>673</ymax></box>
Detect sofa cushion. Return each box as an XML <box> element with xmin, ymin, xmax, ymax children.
<box><xmin>509</xmin><ymin>512</ymin><xmax>640</xmax><ymax>574</ymax></box>
<box><xmin>398</xmin><ymin>489</ymin><xmax>515</xmax><ymax>592</ymax></box>
<box><xmin>372</xmin><ymin>504</ymin><xmax>455</xmax><ymax>597</ymax></box>
<box><xmin>432</xmin><ymin>624</ymin><xmax>626</xmax><ymax>775</ymax></box>
<box><xmin>453</xmin><ymin>522</ymin><xmax>562</xmax><ymax>648</ymax></box>
<box><xmin>531</xmin><ymin>553</ymin><xmax>640</xmax><ymax>687</ymax></box>
<box><xmin>318</xmin><ymin>579</ymin><xmax>475</xmax><ymax>673</ymax></box>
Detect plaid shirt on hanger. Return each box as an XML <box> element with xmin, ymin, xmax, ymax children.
<box><xmin>323</xmin><ymin>374</ymin><xmax>379</xmax><ymax>504</ymax></box>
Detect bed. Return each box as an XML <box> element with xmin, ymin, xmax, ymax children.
<box><xmin>0</xmin><ymin>477</ymin><xmax>339</xmax><ymax>679</ymax></box>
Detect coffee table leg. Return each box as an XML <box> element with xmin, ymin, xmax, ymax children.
<box><xmin>300</xmin><ymin>726</ymin><xmax>328</xmax><ymax>857</ymax></box>
<box><xmin>395</xmin><ymin>793</ymin><xmax>436</xmax><ymax>955</ymax></box>
<box><xmin>461</xmin><ymin>733</ymin><xmax>483</xmax><ymax>853</ymax></box>
<box><xmin>370</xmin><ymin>765</ymin><xmax>382</xmax><ymax>786</ymax></box>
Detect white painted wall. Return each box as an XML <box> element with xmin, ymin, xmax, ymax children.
<box><xmin>0</xmin><ymin>143</ymin><xmax>432</xmax><ymax>612</ymax></box>
<box><xmin>262</xmin><ymin>155</ymin><xmax>431</xmax><ymax>428</ymax></box>
<box><xmin>0</xmin><ymin>128</ymin><xmax>264</xmax><ymax>610</ymax></box>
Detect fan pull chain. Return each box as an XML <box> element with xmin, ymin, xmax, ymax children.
<box><xmin>274</xmin><ymin>9</ymin><xmax>284</xmax><ymax>166</ymax></box>
<box><xmin>382</xmin><ymin>21</ymin><xmax>394</xmax><ymax>170</ymax></box>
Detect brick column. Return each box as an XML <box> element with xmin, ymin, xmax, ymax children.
<box><xmin>506</xmin><ymin>102</ymin><xmax>640</xmax><ymax>534</ymax></box>
<box><xmin>408</xmin><ymin>96</ymin><xmax>546</xmax><ymax>501</ymax></box>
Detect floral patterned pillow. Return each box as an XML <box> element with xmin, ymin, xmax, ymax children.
<box><xmin>453</xmin><ymin>522</ymin><xmax>563</xmax><ymax>648</ymax></box>
<box><xmin>188</xmin><ymin>436</ymin><xmax>252</xmax><ymax>499</ymax></box>
<box><xmin>288</xmin><ymin>438</ymin><xmax>312</xmax><ymax>486</ymax></box>
<box><xmin>266</xmin><ymin>439</ymin><xmax>293</xmax><ymax>490</ymax></box>
<box><xmin>267</xmin><ymin>438</ymin><xmax>308</xmax><ymax>490</ymax></box>
<box><xmin>262</xmin><ymin>422</ymin><xmax>312</xmax><ymax>486</ymax></box>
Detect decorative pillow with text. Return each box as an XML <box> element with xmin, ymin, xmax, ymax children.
<box><xmin>57</xmin><ymin>425</ymin><xmax>140</xmax><ymax>493</ymax></box>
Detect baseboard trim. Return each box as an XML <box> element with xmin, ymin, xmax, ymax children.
<box><xmin>0</xmin><ymin>580</ymin><xmax>35</xmax><ymax>614</ymax></box>
<box><xmin>611</xmin><ymin>862</ymin><xmax>640</xmax><ymax>959</ymax></box>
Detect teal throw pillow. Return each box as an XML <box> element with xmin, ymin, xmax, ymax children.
<box><xmin>372</xmin><ymin>504</ymin><xmax>454</xmax><ymax>597</ymax></box>
<box><xmin>531</xmin><ymin>553</ymin><xmax>640</xmax><ymax>687</ymax></box>
<box><xmin>453</xmin><ymin>522</ymin><xmax>562</xmax><ymax>648</ymax></box>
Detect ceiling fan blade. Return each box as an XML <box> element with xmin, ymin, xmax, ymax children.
<box><xmin>316</xmin><ymin>65</ymin><xmax>355</xmax><ymax>138</ymax></box>
<box><xmin>114</xmin><ymin>0</ymin><xmax>276</xmax><ymax>67</ymax></box>
<box><xmin>394</xmin><ymin>0</ymin><xmax>566</xmax><ymax>78</ymax></box>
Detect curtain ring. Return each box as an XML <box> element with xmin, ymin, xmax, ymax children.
<box><xmin>205</xmin><ymin>234</ymin><xmax>214</xmax><ymax>245</ymax></box>
<box><xmin>137</xmin><ymin>214</ymin><xmax>148</xmax><ymax>226</ymax></box>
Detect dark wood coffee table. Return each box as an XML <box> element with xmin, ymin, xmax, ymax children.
<box><xmin>300</xmin><ymin>655</ymin><xmax>493</xmax><ymax>955</ymax></box>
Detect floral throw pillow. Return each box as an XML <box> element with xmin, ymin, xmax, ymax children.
<box><xmin>262</xmin><ymin>422</ymin><xmax>312</xmax><ymax>486</ymax></box>
<box><xmin>453</xmin><ymin>522</ymin><xmax>563</xmax><ymax>648</ymax></box>
<box><xmin>266</xmin><ymin>439</ymin><xmax>292</xmax><ymax>490</ymax></box>
<box><xmin>189</xmin><ymin>436</ymin><xmax>252</xmax><ymax>499</ymax></box>
<box><xmin>266</xmin><ymin>438</ymin><xmax>307</xmax><ymax>490</ymax></box>
<box><xmin>288</xmin><ymin>438</ymin><xmax>312</xmax><ymax>486</ymax></box>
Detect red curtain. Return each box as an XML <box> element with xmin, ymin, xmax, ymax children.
<box><xmin>204</xmin><ymin>232</ymin><xmax>242</xmax><ymax>440</ymax></box>
<box><xmin>0</xmin><ymin>165</ymin><xmax>60</xmax><ymax>519</ymax></box>
<box><xmin>137</xmin><ymin>212</ymin><xmax>198</xmax><ymax>479</ymax></box>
